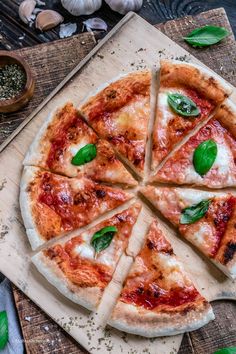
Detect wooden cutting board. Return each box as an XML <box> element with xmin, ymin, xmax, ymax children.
<box><xmin>0</xmin><ymin>8</ymin><xmax>235</xmax><ymax>354</ymax></box>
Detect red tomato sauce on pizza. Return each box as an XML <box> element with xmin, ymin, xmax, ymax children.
<box><xmin>45</xmin><ymin>239</ymin><xmax>112</xmax><ymax>288</ymax></box>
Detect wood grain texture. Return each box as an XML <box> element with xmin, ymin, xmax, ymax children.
<box><xmin>1</xmin><ymin>7</ymin><xmax>235</xmax><ymax>354</ymax></box>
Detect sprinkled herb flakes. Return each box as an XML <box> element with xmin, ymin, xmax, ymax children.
<box><xmin>0</xmin><ymin>64</ymin><xmax>26</xmax><ymax>101</ymax></box>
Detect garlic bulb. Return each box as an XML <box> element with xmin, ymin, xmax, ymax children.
<box><xmin>61</xmin><ymin>0</ymin><xmax>102</xmax><ymax>16</ymax></box>
<box><xmin>35</xmin><ymin>10</ymin><xmax>64</xmax><ymax>31</ymax></box>
<box><xmin>19</xmin><ymin>0</ymin><xmax>36</xmax><ymax>24</ymax></box>
<box><xmin>105</xmin><ymin>0</ymin><xmax>143</xmax><ymax>15</ymax></box>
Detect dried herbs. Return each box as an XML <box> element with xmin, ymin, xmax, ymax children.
<box><xmin>0</xmin><ymin>64</ymin><xmax>26</xmax><ymax>100</ymax></box>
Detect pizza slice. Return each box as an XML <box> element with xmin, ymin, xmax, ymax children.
<box><xmin>152</xmin><ymin>60</ymin><xmax>232</xmax><ymax>170</ymax></box>
<box><xmin>109</xmin><ymin>220</ymin><xmax>214</xmax><ymax>337</ymax></box>
<box><xmin>32</xmin><ymin>203</ymin><xmax>141</xmax><ymax>311</ymax></box>
<box><xmin>80</xmin><ymin>71</ymin><xmax>151</xmax><ymax>177</ymax></box>
<box><xmin>24</xmin><ymin>103</ymin><xmax>137</xmax><ymax>187</ymax></box>
<box><xmin>151</xmin><ymin>100</ymin><xmax>236</xmax><ymax>188</ymax></box>
<box><xmin>20</xmin><ymin>167</ymin><xmax>133</xmax><ymax>250</ymax></box>
<box><xmin>141</xmin><ymin>186</ymin><xmax>236</xmax><ymax>279</ymax></box>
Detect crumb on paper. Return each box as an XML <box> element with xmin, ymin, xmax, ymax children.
<box><xmin>24</xmin><ymin>316</ymin><xmax>31</xmax><ymax>322</ymax></box>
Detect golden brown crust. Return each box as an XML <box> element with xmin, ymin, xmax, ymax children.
<box><xmin>213</xmin><ymin>99</ymin><xmax>236</xmax><ymax>137</ymax></box>
<box><xmin>160</xmin><ymin>60</ymin><xmax>232</xmax><ymax>103</ymax></box>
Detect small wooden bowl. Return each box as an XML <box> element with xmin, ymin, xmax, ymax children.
<box><xmin>0</xmin><ymin>51</ymin><xmax>35</xmax><ymax>113</ymax></box>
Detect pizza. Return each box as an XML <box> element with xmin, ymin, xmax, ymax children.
<box><xmin>141</xmin><ymin>186</ymin><xmax>236</xmax><ymax>279</ymax></box>
<box><xmin>19</xmin><ymin>60</ymin><xmax>235</xmax><ymax>339</ymax></box>
<box><xmin>152</xmin><ymin>60</ymin><xmax>232</xmax><ymax>170</ymax></box>
<box><xmin>24</xmin><ymin>103</ymin><xmax>137</xmax><ymax>187</ymax></box>
<box><xmin>32</xmin><ymin>203</ymin><xmax>141</xmax><ymax>311</ymax></box>
<box><xmin>109</xmin><ymin>220</ymin><xmax>214</xmax><ymax>337</ymax></box>
<box><xmin>80</xmin><ymin>71</ymin><xmax>151</xmax><ymax>177</ymax></box>
<box><xmin>151</xmin><ymin>100</ymin><xmax>236</xmax><ymax>188</ymax></box>
<box><xmin>20</xmin><ymin>166</ymin><xmax>133</xmax><ymax>250</ymax></box>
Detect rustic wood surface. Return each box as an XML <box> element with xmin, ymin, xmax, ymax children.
<box><xmin>0</xmin><ymin>6</ymin><xmax>235</xmax><ymax>354</ymax></box>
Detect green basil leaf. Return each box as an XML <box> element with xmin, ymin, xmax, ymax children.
<box><xmin>214</xmin><ymin>347</ymin><xmax>236</xmax><ymax>354</ymax></box>
<box><xmin>0</xmin><ymin>311</ymin><xmax>8</xmax><ymax>350</ymax></box>
<box><xmin>71</xmin><ymin>144</ymin><xmax>97</xmax><ymax>166</ymax></box>
<box><xmin>180</xmin><ymin>199</ymin><xmax>211</xmax><ymax>224</ymax></box>
<box><xmin>167</xmin><ymin>93</ymin><xmax>200</xmax><ymax>117</ymax></box>
<box><xmin>193</xmin><ymin>139</ymin><xmax>217</xmax><ymax>176</ymax></box>
<box><xmin>184</xmin><ymin>25</ymin><xmax>229</xmax><ymax>47</ymax></box>
<box><xmin>91</xmin><ymin>226</ymin><xmax>118</xmax><ymax>254</ymax></box>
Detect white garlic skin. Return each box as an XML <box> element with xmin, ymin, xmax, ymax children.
<box><xmin>105</xmin><ymin>0</ymin><xmax>143</xmax><ymax>15</ymax></box>
<box><xmin>19</xmin><ymin>0</ymin><xmax>36</xmax><ymax>24</ymax></box>
<box><xmin>61</xmin><ymin>0</ymin><xmax>102</xmax><ymax>16</ymax></box>
<box><xmin>35</xmin><ymin>10</ymin><xmax>64</xmax><ymax>31</ymax></box>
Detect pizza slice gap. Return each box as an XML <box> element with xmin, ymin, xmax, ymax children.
<box><xmin>152</xmin><ymin>60</ymin><xmax>232</xmax><ymax>170</ymax></box>
<box><xmin>20</xmin><ymin>166</ymin><xmax>134</xmax><ymax>250</ymax></box>
<box><xmin>141</xmin><ymin>186</ymin><xmax>236</xmax><ymax>279</ymax></box>
<box><xmin>151</xmin><ymin>100</ymin><xmax>236</xmax><ymax>188</ymax></box>
<box><xmin>23</xmin><ymin>102</ymin><xmax>137</xmax><ymax>187</ymax></box>
<box><xmin>108</xmin><ymin>219</ymin><xmax>214</xmax><ymax>337</ymax></box>
<box><xmin>80</xmin><ymin>71</ymin><xmax>151</xmax><ymax>178</ymax></box>
<box><xmin>32</xmin><ymin>203</ymin><xmax>141</xmax><ymax>311</ymax></box>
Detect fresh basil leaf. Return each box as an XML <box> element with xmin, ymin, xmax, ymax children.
<box><xmin>91</xmin><ymin>226</ymin><xmax>117</xmax><ymax>254</ymax></box>
<box><xmin>214</xmin><ymin>347</ymin><xmax>236</xmax><ymax>354</ymax></box>
<box><xmin>180</xmin><ymin>199</ymin><xmax>210</xmax><ymax>224</ymax></box>
<box><xmin>184</xmin><ymin>25</ymin><xmax>229</xmax><ymax>47</ymax></box>
<box><xmin>193</xmin><ymin>139</ymin><xmax>217</xmax><ymax>176</ymax></box>
<box><xmin>71</xmin><ymin>143</ymin><xmax>97</xmax><ymax>166</ymax></box>
<box><xmin>0</xmin><ymin>311</ymin><xmax>8</xmax><ymax>350</ymax></box>
<box><xmin>167</xmin><ymin>93</ymin><xmax>200</xmax><ymax>117</ymax></box>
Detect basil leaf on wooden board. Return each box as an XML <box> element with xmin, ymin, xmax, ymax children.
<box><xmin>184</xmin><ymin>25</ymin><xmax>229</xmax><ymax>47</ymax></box>
<box><xmin>91</xmin><ymin>226</ymin><xmax>118</xmax><ymax>254</ymax></box>
<box><xmin>167</xmin><ymin>93</ymin><xmax>200</xmax><ymax>117</ymax></box>
<box><xmin>180</xmin><ymin>199</ymin><xmax>211</xmax><ymax>224</ymax></box>
<box><xmin>193</xmin><ymin>139</ymin><xmax>217</xmax><ymax>176</ymax></box>
<box><xmin>214</xmin><ymin>348</ymin><xmax>236</xmax><ymax>354</ymax></box>
<box><xmin>71</xmin><ymin>143</ymin><xmax>97</xmax><ymax>166</ymax></box>
<box><xmin>0</xmin><ymin>311</ymin><xmax>8</xmax><ymax>350</ymax></box>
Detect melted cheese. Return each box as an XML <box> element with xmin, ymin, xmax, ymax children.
<box><xmin>69</xmin><ymin>138</ymin><xmax>90</xmax><ymax>156</ymax></box>
<box><xmin>74</xmin><ymin>243</ymin><xmax>95</xmax><ymax>259</ymax></box>
<box><xmin>212</xmin><ymin>143</ymin><xmax>233</xmax><ymax>177</ymax></box>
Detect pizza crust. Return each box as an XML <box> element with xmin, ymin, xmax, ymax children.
<box><xmin>160</xmin><ymin>60</ymin><xmax>232</xmax><ymax>102</ymax></box>
<box><xmin>108</xmin><ymin>299</ymin><xmax>214</xmax><ymax>337</ymax></box>
<box><xmin>32</xmin><ymin>252</ymin><xmax>101</xmax><ymax>311</ymax></box>
<box><xmin>20</xmin><ymin>166</ymin><xmax>45</xmax><ymax>250</ymax></box>
<box><xmin>214</xmin><ymin>99</ymin><xmax>236</xmax><ymax>137</ymax></box>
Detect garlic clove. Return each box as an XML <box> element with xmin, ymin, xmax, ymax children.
<box><xmin>19</xmin><ymin>0</ymin><xmax>36</xmax><ymax>24</ymax></box>
<box><xmin>83</xmin><ymin>18</ymin><xmax>108</xmax><ymax>32</ymax></box>
<box><xmin>35</xmin><ymin>10</ymin><xmax>64</xmax><ymax>31</ymax></box>
<box><xmin>59</xmin><ymin>23</ymin><xmax>77</xmax><ymax>38</ymax></box>
<box><xmin>105</xmin><ymin>0</ymin><xmax>143</xmax><ymax>15</ymax></box>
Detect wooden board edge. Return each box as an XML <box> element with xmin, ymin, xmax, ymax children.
<box><xmin>0</xmin><ymin>11</ymin><xmax>136</xmax><ymax>154</ymax></box>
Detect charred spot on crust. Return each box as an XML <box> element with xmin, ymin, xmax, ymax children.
<box><xmin>223</xmin><ymin>242</ymin><xmax>236</xmax><ymax>264</ymax></box>
<box><xmin>107</xmin><ymin>90</ymin><xmax>117</xmax><ymax>99</ymax></box>
<box><xmin>96</xmin><ymin>189</ymin><xmax>106</xmax><ymax>198</ymax></box>
<box><xmin>147</xmin><ymin>240</ymin><xmax>155</xmax><ymax>250</ymax></box>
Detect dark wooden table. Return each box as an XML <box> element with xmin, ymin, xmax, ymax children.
<box><xmin>1</xmin><ymin>2</ymin><xmax>236</xmax><ymax>354</ymax></box>
<box><xmin>1</xmin><ymin>0</ymin><xmax>236</xmax><ymax>50</ymax></box>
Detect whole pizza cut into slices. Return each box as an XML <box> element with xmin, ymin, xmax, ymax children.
<box><xmin>24</xmin><ymin>103</ymin><xmax>137</xmax><ymax>187</ymax></box>
<box><xmin>109</xmin><ymin>220</ymin><xmax>214</xmax><ymax>337</ymax></box>
<box><xmin>141</xmin><ymin>186</ymin><xmax>236</xmax><ymax>279</ymax></box>
<box><xmin>152</xmin><ymin>60</ymin><xmax>232</xmax><ymax>170</ymax></box>
<box><xmin>80</xmin><ymin>71</ymin><xmax>151</xmax><ymax>177</ymax></box>
<box><xmin>151</xmin><ymin>100</ymin><xmax>236</xmax><ymax>188</ymax></box>
<box><xmin>20</xmin><ymin>167</ymin><xmax>133</xmax><ymax>250</ymax></box>
<box><xmin>32</xmin><ymin>203</ymin><xmax>141</xmax><ymax>310</ymax></box>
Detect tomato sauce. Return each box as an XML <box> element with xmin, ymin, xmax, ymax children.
<box><xmin>45</xmin><ymin>241</ymin><xmax>112</xmax><ymax>288</ymax></box>
<box><xmin>120</xmin><ymin>283</ymin><xmax>199</xmax><ymax>310</ymax></box>
<box><xmin>210</xmin><ymin>196</ymin><xmax>236</xmax><ymax>256</ymax></box>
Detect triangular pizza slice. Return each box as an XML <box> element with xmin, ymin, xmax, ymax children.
<box><xmin>20</xmin><ymin>167</ymin><xmax>133</xmax><ymax>250</ymax></box>
<box><xmin>109</xmin><ymin>220</ymin><xmax>214</xmax><ymax>337</ymax></box>
<box><xmin>32</xmin><ymin>203</ymin><xmax>141</xmax><ymax>311</ymax></box>
<box><xmin>80</xmin><ymin>71</ymin><xmax>151</xmax><ymax>177</ymax></box>
<box><xmin>152</xmin><ymin>60</ymin><xmax>232</xmax><ymax>170</ymax></box>
<box><xmin>151</xmin><ymin>100</ymin><xmax>236</xmax><ymax>188</ymax></box>
<box><xmin>24</xmin><ymin>103</ymin><xmax>137</xmax><ymax>187</ymax></box>
<box><xmin>141</xmin><ymin>186</ymin><xmax>236</xmax><ymax>279</ymax></box>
